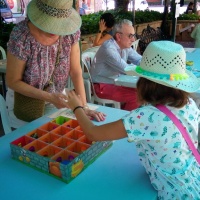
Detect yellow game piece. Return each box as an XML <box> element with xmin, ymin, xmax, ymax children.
<box><xmin>186</xmin><ymin>61</ymin><xmax>194</xmax><ymax>66</ymax></box>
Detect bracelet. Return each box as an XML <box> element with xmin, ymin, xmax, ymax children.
<box><xmin>73</xmin><ymin>106</ymin><xmax>84</xmax><ymax>113</ymax></box>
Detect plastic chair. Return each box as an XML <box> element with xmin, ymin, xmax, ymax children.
<box><xmin>131</xmin><ymin>39</ymin><xmax>140</xmax><ymax>51</ymax></box>
<box><xmin>82</xmin><ymin>47</ymin><xmax>100</xmax><ymax>101</ymax></box>
<box><xmin>83</xmin><ymin>46</ymin><xmax>100</xmax><ymax>54</ymax></box>
<box><xmin>0</xmin><ymin>46</ymin><xmax>6</xmax><ymax>59</ymax></box>
<box><xmin>81</xmin><ymin>51</ymin><xmax>121</xmax><ymax>109</ymax></box>
<box><xmin>0</xmin><ymin>94</ymin><xmax>12</xmax><ymax>135</ymax></box>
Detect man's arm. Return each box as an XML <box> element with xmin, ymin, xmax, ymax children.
<box><xmin>127</xmin><ymin>48</ymin><xmax>142</xmax><ymax>66</ymax></box>
<box><xmin>104</xmin><ymin>47</ymin><xmax>130</xmax><ymax>74</ymax></box>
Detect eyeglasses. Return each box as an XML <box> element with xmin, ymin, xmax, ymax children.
<box><xmin>117</xmin><ymin>32</ymin><xmax>136</xmax><ymax>39</ymax></box>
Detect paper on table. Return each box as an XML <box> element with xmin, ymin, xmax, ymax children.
<box><xmin>48</xmin><ymin>104</ymin><xmax>99</xmax><ymax>119</ymax></box>
<box><xmin>184</xmin><ymin>48</ymin><xmax>196</xmax><ymax>53</ymax></box>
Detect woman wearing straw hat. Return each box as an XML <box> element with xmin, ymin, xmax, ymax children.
<box><xmin>66</xmin><ymin>41</ymin><xmax>200</xmax><ymax>199</ymax></box>
<box><xmin>6</xmin><ymin>0</ymin><xmax>105</xmax><ymax>129</ymax></box>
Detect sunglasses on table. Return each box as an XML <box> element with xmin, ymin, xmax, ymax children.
<box><xmin>117</xmin><ymin>32</ymin><xmax>136</xmax><ymax>39</ymax></box>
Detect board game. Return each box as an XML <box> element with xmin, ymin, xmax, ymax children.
<box><xmin>10</xmin><ymin>116</ymin><xmax>112</xmax><ymax>183</ymax></box>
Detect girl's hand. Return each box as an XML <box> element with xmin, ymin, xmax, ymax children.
<box><xmin>67</xmin><ymin>90</ymin><xmax>83</xmax><ymax>110</ymax></box>
<box><xmin>67</xmin><ymin>90</ymin><xmax>106</xmax><ymax>122</ymax></box>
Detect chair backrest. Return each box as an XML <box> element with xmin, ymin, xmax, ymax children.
<box><xmin>81</xmin><ymin>51</ymin><xmax>96</xmax><ymax>103</ymax></box>
<box><xmin>0</xmin><ymin>46</ymin><xmax>6</xmax><ymax>59</ymax></box>
<box><xmin>83</xmin><ymin>46</ymin><xmax>101</xmax><ymax>54</ymax></box>
<box><xmin>0</xmin><ymin>94</ymin><xmax>12</xmax><ymax>135</ymax></box>
<box><xmin>132</xmin><ymin>39</ymin><xmax>140</xmax><ymax>51</ymax></box>
<box><xmin>81</xmin><ymin>51</ymin><xmax>96</xmax><ymax>71</ymax></box>
<box><xmin>81</xmin><ymin>52</ymin><xmax>121</xmax><ymax>109</ymax></box>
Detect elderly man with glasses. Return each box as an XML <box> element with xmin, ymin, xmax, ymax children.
<box><xmin>90</xmin><ymin>19</ymin><xmax>142</xmax><ymax>111</ymax></box>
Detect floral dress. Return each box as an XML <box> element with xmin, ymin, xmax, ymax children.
<box><xmin>6</xmin><ymin>18</ymin><xmax>80</xmax><ymax>128</ymax></box>
<box><xmin>7</xmin><ymin>18</ymin><xmax>80</xmax><ymax>93</ymax></box>
<box><xmin>122</xmin><ymin>98</ymin><xmax>200</xmax><ymax>200</ymax></box>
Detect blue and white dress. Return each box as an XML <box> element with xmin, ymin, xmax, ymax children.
<box><xmin>122</xmin><ymin>98</ymin><xmax>200</xmax><ymax>200</ymax></box>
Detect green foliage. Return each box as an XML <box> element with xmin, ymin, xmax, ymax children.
<box><xmin>81</xmin><ymin>9</ymin><xmax>164</xmax><ymax>34</ymax></box>
<box><xmin>177</xmin><ymin>13</ymin><xmax>200</xmax><ymax>20</ymax></box>
<box><xmin>167</xmin><ymin>13</ymin><xmax>200</xmax><ymax>21</ymax></box>
<box><xmin>135</xmin><ymin>10</ymin><xmax>164</xmax><ymax>24</ymax></box>
<box><xmin>0</xmin><ymin>20</ymin><xmax>15</xmax><ymax>52</ymax></box>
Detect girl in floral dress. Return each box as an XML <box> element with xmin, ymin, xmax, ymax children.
<box><xmin>66</xmin><ymin>41</ymin><xmax>200</xmax><ymax>200</ymax></box>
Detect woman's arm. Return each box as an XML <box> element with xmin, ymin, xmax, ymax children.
<box><xmin>6</xmin><ymin>52</ymin><xmax>67</xmax><ymax>108</ymax></box>
<box><xmin>67</xmin><ymin>90</ymin><xmax>127</xmax><ymax>141</ymax></box>
<box><xmin>93</xmin><ymin>19</ymin><xmax>112</xmax><ymax>46</ymax></box>
<box><xmin>93</xmin><ymin>33</ymin><xmax>112</xmax><ymax>47</ymax></box>
<box><xmin>69</xmin><ymin>42</ymin><xmax>106</xmax><ymax>122</ymax></box>
<box><xmin>69</xmin><ymin>42</ymin><xmax>87</xmax><ymax>106</ymax></box>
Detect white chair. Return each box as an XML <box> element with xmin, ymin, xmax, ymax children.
<box><xmin>66</xmin><ymin>46</ymin><xmax>101</xmax><ymax>91</ymax></box>
<box><xmin>0</xmin><ymin>46</ymin><xmax>6</xmax><ymax>59</ymax></box>
<box><xmin>81</xmin><ymin>51</ymin><xmax>121</xmax><ymax>109</ymax></box>
<box><xmin>132</xmin><ymin>39</ymin><xmax>140</xmax><ymax>51</ymax></box>
<box><xmin>0</xmin><ymin>94</ymin><xmax>12</xmax><ymax>135</ymax></box>
<box><xmin>83</xmin><ymin>46</ymin><xmax>100</xmax><ymax>54</ymax></box>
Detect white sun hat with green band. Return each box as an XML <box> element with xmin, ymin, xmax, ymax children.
<box><xmin>27</xmin><ymin>0</ymin><xmax>82</xmax><ymax>35</ymax></box>
<box><xmin>125</xmin><ymin>40</ymin><xmax>200</xmax><ymax>93</ymax></box>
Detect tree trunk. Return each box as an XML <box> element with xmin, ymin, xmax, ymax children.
<box><xmin>115</xmin><ymin>0</ymin><xmax>130</xmax><ymax>11</ymax></box>
<box><xmin>161</xmin><ymin>0</ymin><xmax>170</xmax><ymax>36</ymax></box>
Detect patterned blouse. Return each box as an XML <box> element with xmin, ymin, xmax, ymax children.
<box><xmin>7</xmin><ymin>18</ymin><xmax>80</xmax><ymax>93</ymax></box>
<box><xmin>122</xmin><ymin>98</ymin><xmax>200</xmax><ymax>200</ymax></box>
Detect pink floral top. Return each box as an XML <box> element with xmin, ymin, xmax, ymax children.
<box><xmin>7</xmin><ymin>18</ymin><xmax>80</xmax><ymax>93</ymax></box>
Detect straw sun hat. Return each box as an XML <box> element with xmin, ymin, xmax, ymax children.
<box><xmin>125</xmin><ymin>40</ymin><xmax>200</xmax><ymax>93</ymax></box>
<box><xmin>27</xmin><ymin>0</ymin><xmax>82</xmax><ymax>35</ymax></box>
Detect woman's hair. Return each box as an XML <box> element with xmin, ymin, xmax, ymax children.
<box><xmin>137</xmin><ymin>78</ymin><xmax>190</xmax><ymax>108</ymax></box>
<box><xmin>186</xmin><ymin>2</ymin><xmax>194</xmax><ymax>13</ymax></box>
<box><xmin>188</xmin><ymin>1</ymin><xmax>194</xmax><ymax>7</ymax></box>
<box><xmin>100</xmin><ymin>13</ymin><xmax>115</xmax><ymax>28</ymax></box>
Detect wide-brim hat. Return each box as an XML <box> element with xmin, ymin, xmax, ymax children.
<box><xmin>125</xmin><ymin>41</ymin><xmax>200</xmax><ymax>93</ymax></box>
<box><xmin>27</xmin><ymin>0</ymin><xmax>82</xmax><ymax>35</ymax></box>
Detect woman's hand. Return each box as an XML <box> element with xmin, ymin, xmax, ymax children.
<box><xmin>67</xmin><ymin>90</ymin><xmax>106</xmax><ymax>122</ymax></box>
<box><xmin>99</xmin><ymin>19</ymin><xmax>107</xmax><ymax>32</ymax></box>
<box><xmin>83</xmin><ymin>108</ymin><xmax>106</xmax><ymax>122</ymax></box>
<box><xmin>49</xmin><ymin>93</ymin><xmax>68</xmax><ymax>109</ymax></box>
